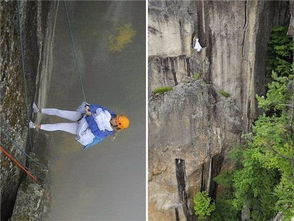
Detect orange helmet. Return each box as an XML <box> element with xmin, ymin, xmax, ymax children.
<box><xmin>116</xmin><ymin>115</ymin><xmax>130</xmax><ymax>129</ymax></box>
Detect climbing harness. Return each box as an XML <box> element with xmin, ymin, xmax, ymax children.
<box><xmin>63</xmin><ymin>0</ymin><xmax>87</xmax><ymax>102</ymax></box>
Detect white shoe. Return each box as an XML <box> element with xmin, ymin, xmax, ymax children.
<box><xmin>32</xmin><ymin>102</ymin><xmax>40</xmax><ymax>113</ymax></box>
<box><xmin>29</xmin><ymin>121</ymin><xmax>36</xmax><ymax>129</ymax></box>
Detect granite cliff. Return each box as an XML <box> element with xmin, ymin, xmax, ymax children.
<box><xmin>148</xmin><ymin>1</ymin><xmax>291</xmax><ymax>220</ymax></box>
<box><xmin>0</xmin><ymin>1</ymin><xmax>56</xmax><ymax>220</ymax></box>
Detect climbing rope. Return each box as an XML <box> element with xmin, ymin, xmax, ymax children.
<box><xmin>1</xmin><ymin>128</ymin><xmax>47</xmax><ymax>169</ymax></box>
<box><xmin>0</xmin><ymin>145</ymin><xmax>39</xmax><ymax>183</ymax></box>
<box><xmin>4</xmin><ymin>2</ymin><xmax>86</xmax><ymax>181</ymax></box>
<box><xmin>63</xmin><ymin>1</ymin><xmax>87</xmax><ymax>102</ymax></box>
<box><xmin>0</xmin><ymin>2</ymin><xmax>47</xmax><ymax>182</ymax></box>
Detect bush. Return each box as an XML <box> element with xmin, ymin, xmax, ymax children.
<box><xmin>213</xmin><ymin>171</ymin><xmax>233</xmax><ymax>188</ymax></box>
<box><xmin>193</xmin><ymin>191</ymin><xmax>216</xmax><ymax>220</ymax></box>
<box><xmin>193</xmin><ymin>72</ymin><xmax>202</xmax><ymax>80</ymax></box>
<box><xmin>211</xmin><ymin>196</ymin><xmax>239</xmax><ymax>221</ymax></box>
<box><xmin>152</xmin><ymin>86</ymin><xmax>173</xmax><ymax>95</ymax></box>
<box><xmin>219</xmin><ymin>90</ymin><xmax>231</xmax><ymax>97</ymax></box>
<box><xmin>268</xmin><ymin>26</ymin><xmax>294</xmax><ymax>77</ymax></box>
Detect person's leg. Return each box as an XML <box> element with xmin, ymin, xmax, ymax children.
<box><xmin>41</xmin><ymin>108</ymin><xmax>81</xmax><ymax>121</ymax></box>
<box><xmin>39</xmin><ymin>122</ymin><xmax>78</xmax><ymax>135</ymax></box>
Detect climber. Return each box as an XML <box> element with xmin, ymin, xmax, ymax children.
<box><xmin>193</xmin><ymin>38</ymin><xmax>202</xmax><ymax>52</ymax></box>
<box><xmin>29</xmin><ymin>102</ymin><xmax>130</xmax><ymax>150</ymax></box>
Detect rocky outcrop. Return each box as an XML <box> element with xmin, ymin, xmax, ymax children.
<box><xmin>10</xmin><ymin>183</ymin><xmax>45</xmax><ymax>221</ymax></box>
<box><xmin>148</xmin><ymin>1</ymin><xmax>290</xmax><ymax>220</ymax></box>
<box><xmin>149</xmin><ymin>0</ymin><xmax>290</xmax><ymax>130</ymax></box>
<box><xmin>149</xmin><ymin>80</ymin><xmax>242</xmax><ymax>221</ymax></box>
<box><xmin>0</xmin><ymin>1</ymin><xmax>52</xmax><ymax>220</ymax></box>
<box><xmin>10</xmin><ymin>152</ymin><xmax>49</xmax><ymax>221</ymax></box>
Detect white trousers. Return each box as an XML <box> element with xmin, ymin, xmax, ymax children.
<box><xmin>40</xmin><ymin>108</ymin><xmax>82</xmax><ymax>135</ymax></box>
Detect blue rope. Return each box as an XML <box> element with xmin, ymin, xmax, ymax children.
<box><xmin>63</xmin><ymin>1</ymin><xmax>87</xmax><ymax>102</ymax></box>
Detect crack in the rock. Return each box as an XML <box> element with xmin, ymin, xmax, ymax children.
<box><xmin>175</xmin><ymin>159</ymin><xmax>195</xmax><ymax>221</ymax></box>
<box><xmin>170</xmin><ymin>58</ymin><xmax>178</xmax><ymax>86</ymax></box>
<box><xmin>242</xmin><ymin>0</ymin><xmax>248</xmax><ymax>57</ymax></box>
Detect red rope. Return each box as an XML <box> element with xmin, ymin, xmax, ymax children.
<box><xmin>0</xmin><ymin>145</ymin><xmax>39</xmax><ymax>183</ymax></box>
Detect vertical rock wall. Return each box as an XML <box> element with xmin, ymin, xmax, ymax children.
<box><xmin>204</xmin><ymin>1</ymin><xmax>289</xmax><ymax>130</ymax></box>
<box><xmin>148</xmin><ymin>1</ymin><xmax>290</xmax><ymax>220</ymax></box>
<box><xmin>1</xmin><ymin>3</ymin><xmax>27</xmax><ymax>219</ymax></box>
<box><xmin>0</xmin><ymin>1</ymin><xmax>51</xmax><ymax>220</ymax></box>
<box><xmin>149</xmin><ymin>81</ymin><xmax>242</xmax><ymax>221</ymax></box>
<box><xmin>149</xmin><ymin>0</ymin><xmax>289</xmax><ymax>129</ymax></box>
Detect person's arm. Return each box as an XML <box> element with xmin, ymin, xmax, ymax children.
<box><xmin>89</xmin><ymin>104</ymin><xmax>115</xmax><ymax>115</ymax></box>
<box><xmin>85</xmin><ymin>115</ymin><xmax>100</xmax><ymax>136</ymax></box>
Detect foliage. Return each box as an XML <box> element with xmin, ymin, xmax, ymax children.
<box><xmin>152</xmin><ymin>86</ymin><xmax>173</xmax><ymax>95</ymax></box>
<box><xmin>268</xmin><ymin>26</ymin><xmax>294</xmax><ymax>77</ymax></box>
<box><xmin>229</xmin><ymin>75</ymin><xmax>293</xmax><ymax>219</ymax></box>
<box><xmin>274</xmin><ymin>177</ymin><xmax>294</xmax><ymax>219</ymax></box>
<box><xmin>212</xmin><ymin>26</ymin><xmax>294</xmax><ymax>220</ymax></box>
<box><xmin>213</xmin><ymin>171</ymin><xmax>233</xmax><ymax>188</ymax></box>
<box><xmin>219</xmin><ymin>90</ymin><xmax>231</xmax><ymax>98</ymax></box>
<box><xmin>257</xmin><ymin>73</ymin><xmax>293</xmax><ymax>112</ymax></box>
<box><xmin>193</xmin><ymin>72</ymin><xmax>202</xmax><ymax>80</ymax></box>
<box><xmin>193</xmin><ymin>191</ymin><xmax>216</xmax><ymax>220</ymax></box>
<box><xmin>232</xmin><ymin>148</ymin><xmax>280</xmax><ymax>220</ymax></box>
<box><xmin>211</xmin><ymin>194</ymin><xmax>240</xmax><ymax>221</ymax></box>
<box><xmin>212</xmin><ymin>170</ymin><xmax>239</xmax><ymax>220</ymax></box>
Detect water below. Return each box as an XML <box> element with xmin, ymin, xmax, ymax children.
<box><xmin>41</xmin><ymin>2</ymin><xmax>145</xmax><ymax>220</ymax></box>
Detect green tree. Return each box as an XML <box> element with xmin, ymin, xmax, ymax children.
<box><xmin>212</xmin><ymin>26</ymin><xmax>293</xmax><ymax>220</ymax></box>
<box><xmin>232</xmin><ymin>148</ymin><xmax>280</xmax><ymax>220</ymax></box>
<box><xmin>230</xmin><ymin>73</ymin><xmax>293</xmax><ymax>220</ymax></box>
<box><xmin>211</xmin><ymin>197</ymin><xmax>239</xmax><ymax>221</ymax></box>
<box><xmin>268</xmin><ymin>26</ymin><xmax>294</xmax><ymax>77</ymax></box>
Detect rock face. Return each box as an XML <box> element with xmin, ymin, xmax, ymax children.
<box><xmin>149</xmin><ymin>80</ymin><xmax>242</xmax><ymax>221</ymax></box>
<box><xmin>148</xmin><ymin>1</ymin><xmax>290</xmax><ymax>220</ymax></box>
<box><xmin>149</xmin><ymin>0</ymin><xmax>289</xmax><ymax>130</ymax></box>
<box><xmin>10</xmin><ymin>183</ymin><xmax>45</xmax><ymax>221</ymax></box>
<box><xmin>0</xmin><ymin>1</ymin><xmax>51</xmax><ymax>220</ymax></box>
<box><xmin>288</xmin><ymin>2</ymin><xmax>294</xmax><ymax>36</ymax></box>
<box><xmin>10</xmin><ymin>152</ymin><xmax>49</xmax><ymax>221</ymax></box>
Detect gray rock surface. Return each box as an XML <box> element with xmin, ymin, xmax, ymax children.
<box><xmin>1</xmin><ymin>2</ymin><xmax>30</xmax><ymax>219</ymax></box>
<box><xmin>0</xmin><ymin>1</ymin><xmax>51</xmax><ymax>220</ymax></box>
<box><xmin>148</xmin><ymin>0</ymin><xmax>290</xmax><ymax>130</ymax></box>
<box><xmin>288</xmin><ymin>1</ymin><xmax>294</xmax><ymax>36</ymax></box>
<box><xmin>149</xmin><ymin>80</ymin><xmax>242</xmax><ymax>221</ymax></box>
<box><xmin>10</xmin><ymin>152</ymin><xmax>49</xmax><ymax>221</ymax></box>
<box><xmin>10</xmin><ymin>183</ymin><xmax>45</xmax><ymax>221</ymax></box>
<box><xmin>148</xmin><ymin>1</ymin><xmax>290</xmax><ymax>220</ymax></box>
